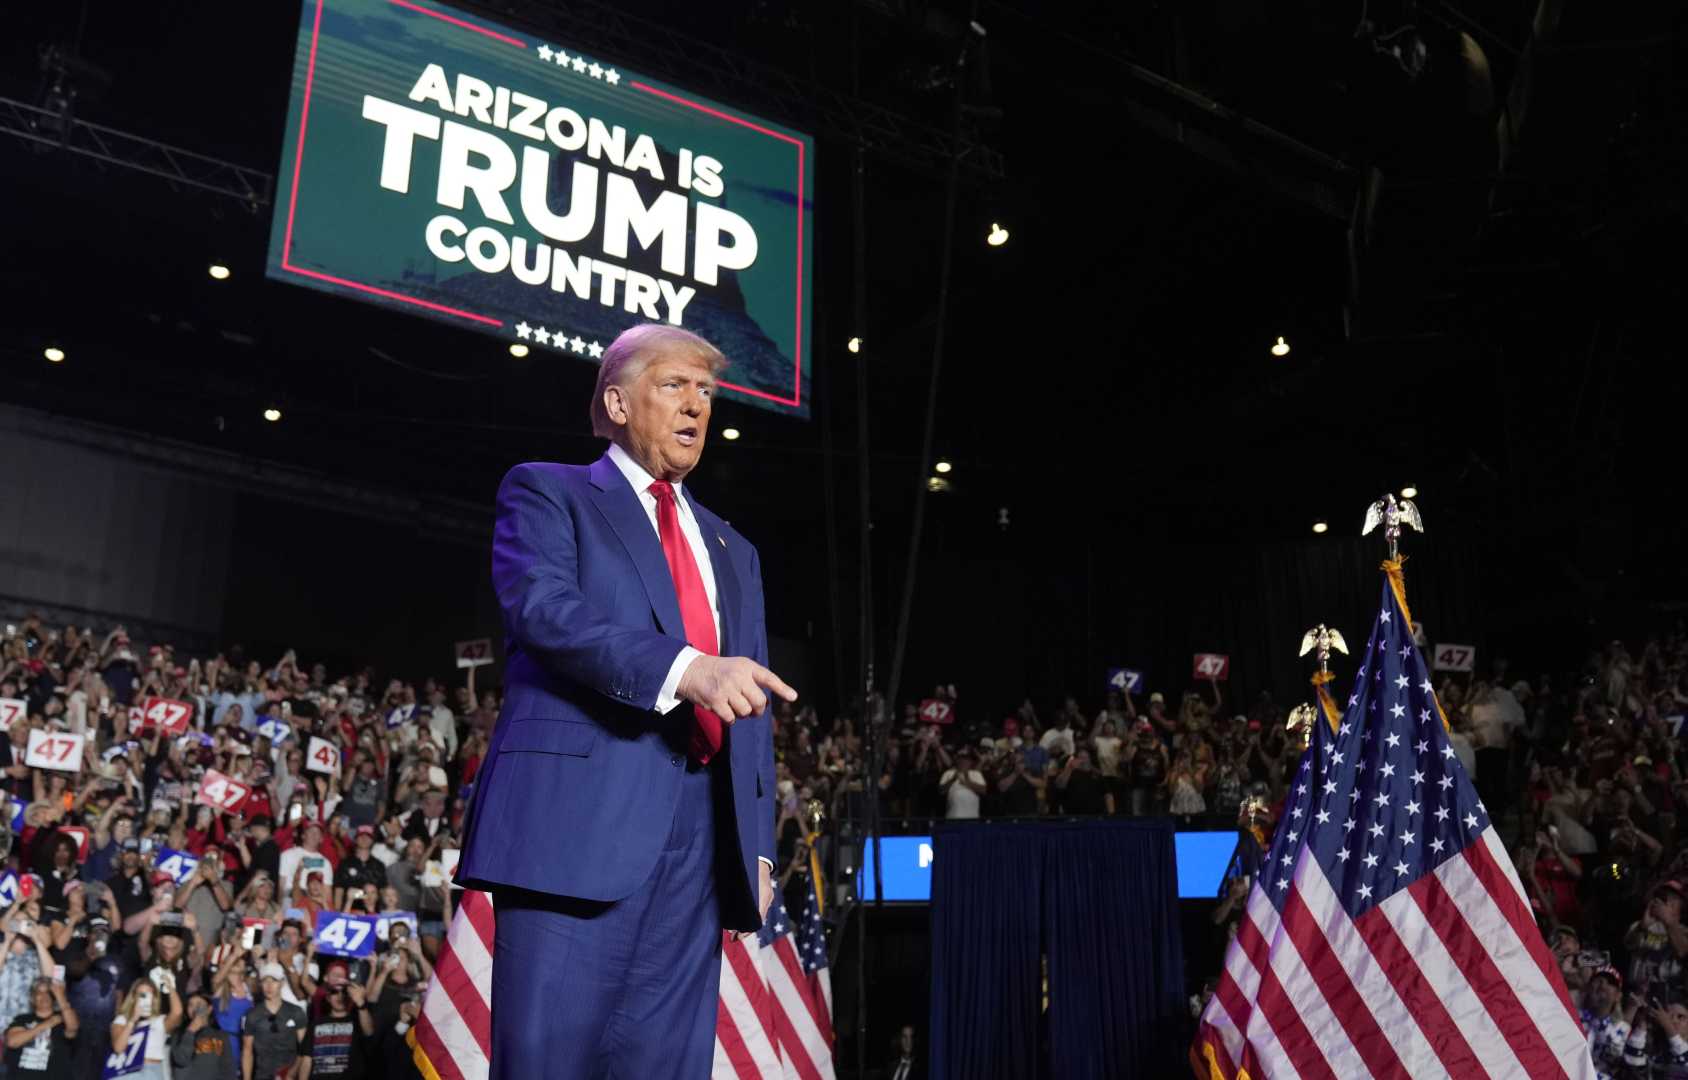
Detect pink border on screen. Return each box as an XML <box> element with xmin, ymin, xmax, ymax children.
<box><xmin>280</xmin><ymin>0</ymin><xmax>809</xmax><ymax>410</ymax></box>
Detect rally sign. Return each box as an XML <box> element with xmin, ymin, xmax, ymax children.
<box><xmin>269</xmin><ymin>0</ymin><xmax>814</xmax><ymax>416</ymax></box>
<box><xmin>101</xmin><ymin>1025</ymin><xmax>148</xmax><ymax>1079</ymax></box>
<box><xmin>196</xmin><ymin>770</ymin><xmax>253</xmax><ymax>814</ymax></box>
<box><xmin>306</xmin><ymin>736</ymin><xmax>341</xmax><ymax>774</ymax></box>
<box><xmin>454</xmin><ymin>639</ymin><xmax>494</xmax><ymax>668</ymax></box>
<box><xmin>1432</xmin><ymin>644</ymin><xmax>1476</xmax><ymax>673</ymax></box>
<box><xmin>154</xmin><ymin>848</ymin><xmax>201</xmax><ymax>885</ymax></box>
<box><xmin>25</xmin><ymin>730</ymin><xmax>85</xmax><ymax>772</ymax></box>
<box><xmin>136</xmin><ymin>696</ymin><xmax>194</xmax><ymax>735</ymax></box>
<box><xmin>1193</xmin><ymin>654</ymin><xmax>1231</xmax><ymax>681</ymax></box>
<box><xmin>917</xmin><ymin>699</ymin><xmax>954</xmax><ymax>726</ymax></box>
<box><xmin>1106</xmin><ymin>668</ymin><xmax>1143</xmax><ymax>695</ymax></box>
<box><xmin>0</xmin><ymin>872</ymin><xmax>18</xmax><ymax>906</ymax></box>
<box><xmin>59</xmin><ymin>826</ymin><xmax>90</xmax><ymax>863</ymax></box>
<box><xmin>257</xmin><ymin>718</ymin><xmax>292</xmax><ymax>744</ymax></box>
<box><xmin>0</xmin><ymin>698</ymin><xmax>25</xmax><ymax>731</ymax></box>
<box><xmin>386</xmin><ymin>704</ymin><xmax>416</xmax><ymax>730</ymax></box>
<box><xmin>375</xmin><ymin>911</ymin><xmax>419</xmax><ymax>942</ymax></box>
<box><xmin>7</xmin><ymin>798</ymin><xmax>23</xmax><ymax>832</ymax></box>
<box><xmin>314</xmin><ymin>911</ymin><xmax>379</xmax><ymax>958</ymax></box>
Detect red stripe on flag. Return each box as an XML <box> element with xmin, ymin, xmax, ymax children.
<box><xmin>1351</xmin><ymin>903</ymin><xmax>1488</xmax><ymax>1079</ymax></box>
<box><xmin>809</xmin><ymin>974</ymin><xmax>835</xmax><ymax>1046</ymax></box>
<box><xmin>722</xmin><ymin>935</ymin><xmax>777</xmax><ymax>1047</ymax></box>
<box><xmin>412</xmin><ymin>1011</ymin><xmax>468</xmax><ymax>1080</ymax></box>
<box><xmin>1280</xmin><ymin>885</ymin><xmax>1411</xmax><ymax>1079</ymax></box>
<box><xmin>1409</xmin><ymin>872</ymin><xmax>1567</xmax><ymax>1080</ymax></box>
<box><xmin>431</xmin><ymin>934</ymin><xmax>492</xmax><ymax>1061</ymax></box>
<box><xmin>769</xmin><ymin>994</ymin><xmax>828</xmax><ymax>1080</ymax></box>
<box><xmin>462</xmin><ymin>890</ymin><xmax>495</xmax><ymax>954</ymax></box>
<box><xmin>1463</xmin><ymin>839</ymin><xmax>1583</xmax><ymax>1031</ymax></box>
<box><xmin>774</xmin><ymin>937</ymin><xmax>832</xmax><ymax>1042</ymax></box>
<box><xmin>716</xmin><ymin>994</ymin><xmax>765</xmax><ymax>1080</ymax></box>
<box><xmin>1234</xmin><ymin>912</ymin><xmax>1340</xmax><ymax>1080</ymax></box>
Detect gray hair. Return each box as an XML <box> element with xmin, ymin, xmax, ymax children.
<box><xmin>590</xmin><ymin>324</ymin><xmax>728</xmax><ymax>438</ymax></box>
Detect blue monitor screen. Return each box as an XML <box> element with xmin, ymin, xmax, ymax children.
<box><xmin>854</xmin><ymin>830</ymin><xmax>1239</xmax><ymax>901</ymax></box>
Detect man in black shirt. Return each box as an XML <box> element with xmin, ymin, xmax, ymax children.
<box><xmin>5</xmin><ymin>976</ymin><xmax>79</xmax><ymax>1080</ymax></box>
<box><xmin>994</xmin><ymin>750</ymin><xmax>1046</xmax><ymax>817</ymax></box>
<box><xmin>331</xmin><ymin>828</ymin><xmax>387</xmax><ymax>911</ymax></box>
<box><xmin>301</xmin><ymin>982</ymin><xmax>375</xmax><ymax>1077</ymax></box>
<box><xmin>1055</xmin><ymin>750</ymin><xmax>1108</xmax><ymax>815</ymax></box>
<box><xmin>105</xmin><ymin>840</ymin><xmax>150</xmax><ymax>923</ymax></box>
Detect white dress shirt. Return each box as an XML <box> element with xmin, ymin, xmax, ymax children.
<box><xmin>605</xmin><ymin>443</ymin><xmax>772</xmax><ymax>873</ymax></box>
<box><xmin>606</xmin><ymin>442</ymin><xmax>721</xmax><ymax>714</ymax></box>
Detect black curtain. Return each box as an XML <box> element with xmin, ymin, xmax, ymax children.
<box><xmin>929</xmin><ymin>820</ymin><xmax>1186</xmax><ymax>1080</ymax></box>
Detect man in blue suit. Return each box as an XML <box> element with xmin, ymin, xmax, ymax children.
<box><xmin>458</xmin><ymin>323</ymin><xmax>797</xmax><ymax>1079</ymax></box>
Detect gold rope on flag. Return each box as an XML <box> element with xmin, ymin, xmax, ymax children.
<box><xmin>1311</xmin><ymin>670</ymin><xmax>1341</xmax><ymax>734</ymax></box>
<box><xmin>1382</xmin><ymin>556</ymin><xmax>1450</xmax><ymax>732</ymax></box>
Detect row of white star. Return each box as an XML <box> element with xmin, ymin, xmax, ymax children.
<box><xmin>534</xmin><ymin>44</ymin><xmax>622</xmax><ymax>85</ymax></box>
<box><xmin>515</xmin><ymin>321</ymin><xmax>605</xmax><ymax>357</ymax></box>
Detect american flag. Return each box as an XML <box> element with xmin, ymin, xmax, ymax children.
<box><xmin>408</xmin><ymin>877</ymin><xmax>834</xmax><ymax>1080</ymax></box>
<box><xmin>1193</xmin><ymin>574</ymin><xmax>1595</xmax><ymax>1079</ymax></box>
<box><xmin>716</xmin><ymin>871</ymin><xmax>836</xmax><ymax>1080</ymax></box>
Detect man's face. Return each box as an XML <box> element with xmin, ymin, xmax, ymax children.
<box><xmin>899</xmin><ymin>1026</ymin><xmax>914</xmax><ymax>1054</ymax></box>
<box><xmin>1588</xmin><ymin>977</ymin><xmax>1619</xmax><ymax>1013</ymax></box>
<box><xmin>606</xmin><ymin>348</ymin><xmax>716</xmax><ymax>482</ymax></box>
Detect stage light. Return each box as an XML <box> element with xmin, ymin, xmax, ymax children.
<box><xmin>43</xmin><ymin>347</ymin><xmax>65</xmax><ymax>363</ymax></box>
<box><xmin>986</xmin><ymin>222</ymin><xmax>1009</xmax><ymax>247</ymax></box>
<box><xmin>509</xmin><ymin>343</ymin><xmax>529</xmax><ymax>358</ymax></box>
<box><xmin>263</xmin><ymin>407</ymin><xmax>282</xmax><ymax>423</ymax></box>
<box><xmin>1400</xmin><ymin>485</ymin><xmax>1418</xmax><ymax>499</ymax></box>
<box><xmin>1312</xmin><ymin>521</ymin><xmax>1329</xmax><ymax>534</ymax></box>
<box><xmin>847</xmin><ymin>336</ymin><xmax>862</xmax><ymax>354</ymax></box>
<box><xmin>721</xmin><ymin>427</ymin><xmax>741</xmax><ymax>441</ymax></box>
<box><xmin>208</xmin><ymin>264</ymin><xmax>231</xmax><ymax>280</ymax></box>
<box><xmin>926</xmin><ymin>476</ymin><xmax>952</xmax><ymax>493</ymax></box>
<box><xmin>1271</xmin><ymin>336</ymin><xmax>1291</xmax><ymax>357</ymax></box>
<box><xmin>934</xmin><ymin>460</ymin><xmax>953</xmax><ymax>474</ymax></box>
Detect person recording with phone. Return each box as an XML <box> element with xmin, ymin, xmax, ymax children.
<box><xmin>168</xmin><ymin>990</ymin><xmax>234</xmax><ymax>1080</ymax></box>
<box><xmin>110</xmin><ymin>976</ymin><xmax>182</xmax><ymax>1080</ymax></box>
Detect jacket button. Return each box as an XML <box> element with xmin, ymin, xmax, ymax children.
<box><xmin>671</xmin><ymin>755</ymin><xmax>682</xmax><ymax>767</ymax></box>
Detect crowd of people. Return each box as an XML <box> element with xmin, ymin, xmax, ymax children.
<box><xmin>0</xmin><ymin>617</ymin><xmax>482</xmax><ymax>1079</ymax></box>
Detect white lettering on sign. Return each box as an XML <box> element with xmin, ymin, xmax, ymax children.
<box><xmin>919</xmin><ymin>842</ymin><xmax>934</xmax><ymax>869</ymax></box>
<box><xmin>1193</xmin><ymin>654</ymin><xmax>1230</xmax><ymax>680</ymax></box>
<box><xmin>1432</xmin><ymin>644</ymin><xmax>1476</xmax><ymax>673</ymax></box>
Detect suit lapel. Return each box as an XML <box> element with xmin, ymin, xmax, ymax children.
<box><xmin>586</xmin><ymin>454</ymin><xmax>685</xmax><ymax>640</ymax></box>
<box><xmin>685</xmin><ymin>489</ymin><xmax>741</xmax><ymax>658</ymax></box>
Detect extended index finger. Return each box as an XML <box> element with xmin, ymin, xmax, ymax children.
<box><xmin>751</xmin><ymin>664</ymin><xmax>798</xmax><ymax>702</ymax></box>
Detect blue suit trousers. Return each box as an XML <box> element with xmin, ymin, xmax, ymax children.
<box><xmin>490</xmin><ymin>757</ymin><xmax>737</xmax><ymax>1079</ymax></box>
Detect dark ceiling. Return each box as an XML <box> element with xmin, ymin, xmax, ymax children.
<box><xmin>3</xmin><ymin>0</ymin><xmax>1685</xmax><ymax>670</ymax></box>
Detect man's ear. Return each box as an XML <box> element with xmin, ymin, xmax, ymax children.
<box><xmin>603</xmin><ymin>386</ymin><xmax>629</xmax><ymax>426</ymax></box>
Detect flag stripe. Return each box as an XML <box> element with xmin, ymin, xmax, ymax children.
<box><xmin>1469</xmin><ymin>830</ymin><xmax>1583</xmax><ymax>1030</ymax></box>
<box><xmin>1203</xmin><ymin>968</ymin><xmax>1252</xmax><ymax>1070</ymax></box>
<box><xmin>716</xmin><ymin>997</ymin><xmax>765</xmax><ymax>1080</ymax></box>
<box><xmin>723</xmin><ymin>933</ymin><xmax>778</xmax><ymax>1045</ymax></box>
<box><xmin>773</xmin><ymin>937</ymin><xmax>833</xmax><ymax>1044</ymax></box>
<box><xmin>431</xmin><ymin>923</ymin><xmax>493</xmax><ymax>1061</ymax></box>
<box><xmin>1435</xmin><ymin>847</ymin><xmax>1593</xmax><ymax>1074</ymax></box>
<box><xmin>1297</xmin><ymin>859</ymin><xmax>1477</xmax><ymax>1080</ymax></box>
<box><xmin>1280</xmin><ymin>859</ymin><xmax>1411</xmax><ymax>1079</ymax></box>
<box><xmin>411</xmin><ymin>1019</ymin><xmax>469</xmax><ymax>1080</ymax></box>
<box><xmin>1234</xmin><ymin>908</ymin><xmax>1340</xmax><ymax>1080</ymax></box>
<box><xmin>768</xmin><ymin>990</ymin><xmax>828</xmax><ymax>1080</ymax></box>
<box><xmin>1409</xmin><ymin>871</ymin><xmax>1566</xmax><ymax>1080</ymax></box>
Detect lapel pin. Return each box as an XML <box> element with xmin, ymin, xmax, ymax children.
<box><xmin>717</xmin><ymin>534</ymin><xmax>726</xmax><ymax>547</ymax></box>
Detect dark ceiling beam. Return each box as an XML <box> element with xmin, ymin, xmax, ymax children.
<box><xmin>0</xmin><ymin>96</ymin><xmax>273</xmax><ymax>208</ymax></box>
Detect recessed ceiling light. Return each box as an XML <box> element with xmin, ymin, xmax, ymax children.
<box><xmin>509</xmin><ymin>343</ymin><xmax>529</xmax><ymax>358</ymax></box>
<box><xmin>986</xmin><ymin>223</ymin><xmax>1009</xmax><ymax>246</ymax></box>
<box><xmin>1312</xmin><ymin>521</ymin><xmax>1328</xmax><ymax>534</ymax></box>
<box><xmin>934</xmin><ymin>460</ymin><xmax>953</xmax><ymax>474</ymax></box>
<box><xmin>208</xmin><ymin>264</ymin><xmax>231</xmax><ymax>280</ymax></box>
<box><xmin>263</xmin><ymin>407</ymin><xmax>282</xmax><ymax>422</ymax></box>
<box><xmin>43</xmin><ymin>347</ymin><xmax>65</xmax><ymax>363</ymax></box>
<box><xmin>721</xmin><ymin>427</ymin><xmax>741</xmax><ymax>441</ymax></box>
<box><xmin>1271</xmin><ymin>336</ymin><xmax>1290</xmax><ymax>357</ymax></box>
<box><xmin>847</xmin><ymin>337</ymin><xmax>862</xmax><ymax>353</ymax></box>
<box><xmin>1400</xmin><ymin>485</ymin><xmax>1418</xmax><ymax>499</ymax></box>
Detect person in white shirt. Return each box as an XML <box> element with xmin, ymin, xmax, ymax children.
<box><xmin>1040</xmin><ymin>721</ymin><xmax>1076</xmax><ymax>759</ymax></box>
<box><xmin>939</xmin><ymin>749</ymin><xmax>988</xmax><ymax>819</ymax></box>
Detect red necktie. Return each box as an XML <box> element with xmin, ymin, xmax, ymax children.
<box><xmin>648</xmin><ymin>480</ymin><xmax>723</xmax><ymax>763</ymax></box>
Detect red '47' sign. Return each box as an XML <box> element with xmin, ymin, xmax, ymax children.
<box><xmin>918</xmin><ymin>699</ymin><xmax>954</xmax><ymax>725</ymax></box>
<box><xmin>0</xmin><ymin>699</ymin><xmax>25</xmax><ymax>732</ymax></box>
<box><xmin>196</xmin><ymin>770</ymin><xmax>253</xmax><ymax>814</ymax></box>
<box><xmin>1192</xmin><ymin>653</ymin><xmax>1230</xmax><ymax>681</ymax></box>
<box><xmin>25</xmin><ymin>730</ymin><xmax>85</xmax><ymax>772</ymax></box>
<box><xmin>137</xmin><ymin>697</ymin><xmax>193</xmax><ymax>735</ymax></box>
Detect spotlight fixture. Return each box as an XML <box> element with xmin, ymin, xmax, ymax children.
<box><xmin>1271</xmin><ymin>336</ymin><xmax>1291</xmax><ymax>357</ymax></box>
<box><xmin>509</xmin><ymin>343</ymin><xmax>529</xmax><ymax>358</ymax></box>
<box><xmin>721</xmin><ymin>427</ymin><xmax>741</xmax><ymax>441</ymax></box>
<box><xmin>986</xmin><ymin>222</ymin><xmax>1009</xmax><ymax>247</ymax></box>
<box><xmin>43</xmin><ymin>346</ymin><xmax>65</xmax><ymax>363</ymax></box>
<box><xmin>926</xmin><ymin>476</ymin><xmax>952</xmax><ymax>493</ymax></box>
<box><xmin>208</xmin><ymin>264</ymin><xmax>231</xmax><ymax>280</ymax></box>
<box><xmin>1312</xmin><ymin>521</ymin><xmax>1329</xmax><ymax>534</ymax></box>
<box><xmin>263</xmin><ymin>407</ymin><xmax>282</xmax><ymax>422</ymax></box>
<box><xmin>847</xmin><ymin>336</ymin><xmax>862</xmax><ymax>354</ymax></box>
<box><xmin>934</xmin><ymin>460</ymin><xmax>953</xmax><ymax>474</ymax></box>
<box><xmin>1400</xmin><ymin>485</ymin><xmax>1418</xmax><ymax>499</ymax></box>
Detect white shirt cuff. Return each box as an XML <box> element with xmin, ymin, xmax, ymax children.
<box><xmin>655</xmin><ymin>646</ymin><xmax>703</xmax><ymax>714</ymax></box>
<box><xmin>758</xmin><ymin>857</ymin><xmax>775</xmax><ymax>871</ymax></box>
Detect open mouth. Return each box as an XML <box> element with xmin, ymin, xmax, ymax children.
<box><xmin>675</xmin><ymin>427</ymin><xmax>699</xmax><ymax>447</ymax></box>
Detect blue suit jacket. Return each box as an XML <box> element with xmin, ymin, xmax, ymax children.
<box><xmin>457</xmin><ymin>455</ymin><xmax>776</xmax><ymax>931</ymax></box>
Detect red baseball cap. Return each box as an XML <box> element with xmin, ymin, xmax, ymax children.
<box><xmin>150</xmin><ymin>871</ymin><xmax>174</xmax><ymax>888</ymax></box>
